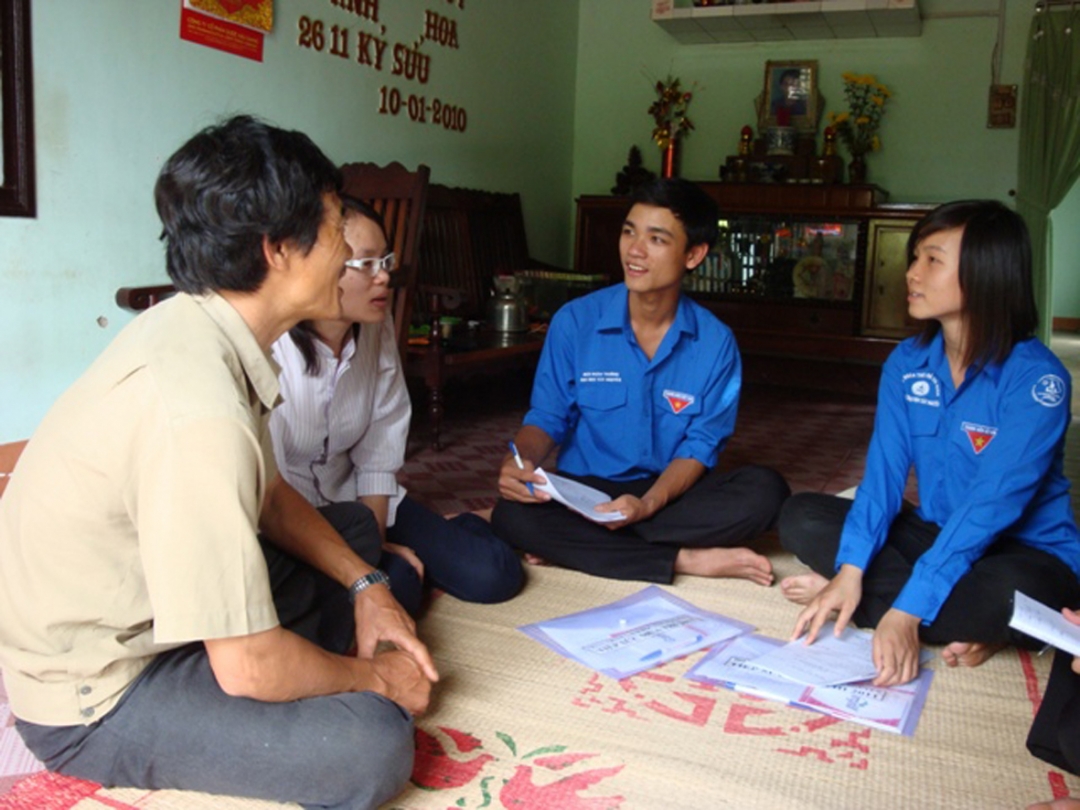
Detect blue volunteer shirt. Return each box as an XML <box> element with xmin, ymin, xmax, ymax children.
<box><xmin>524</xmin><ymin>283</ymin><xmax>741</xmax><ymax>481</ymax></box>
<box><xmin>838</xmin><ymin>332</ymin><xmax>1080</xmax><ymax>623</ymax></box>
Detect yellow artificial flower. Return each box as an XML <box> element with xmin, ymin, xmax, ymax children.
<box><xmin>831</xmin><ymin>71</ymin><xmax>890</xmax><ymax>158</ymax></box>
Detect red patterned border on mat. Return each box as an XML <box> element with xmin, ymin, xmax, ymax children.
<box><xmin>0</xmin><ymin>771</ymin><xmax>134</xmax><ymax>810</ymax></box>
<box><xmin>1020</xmin><ymin>648</ymin><xmax>1073</xmax><ymax>802</ymax></box>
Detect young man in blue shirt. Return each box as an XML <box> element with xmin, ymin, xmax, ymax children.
<box><xmin>492</xmin><ymin>178</ymin><xmax>789</xmax><ymax>585</ymax></box>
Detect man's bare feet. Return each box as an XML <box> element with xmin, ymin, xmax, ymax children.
<box><xmin>1027</xmin><ymin>798</ymin><xmax>1080</xmax><ymax>810</ymax></box>
<box><xmin>523</xmin><ymin>553</ymin><xmax>548</xmax><ymax>566</ymax></box>
<box><xmin>941</xmin><ymin>641</ymin><xmax>1007</xmax><ymax>668</ymax></box>
<box><xmin>779</xmin><ymin>572</ymin><xmax>830</xmax><ymax>605</ymax></box>
<box><xmin>674</xmin><ymin>547</ymin><xmax>773</xmax><ymax>586</ymax></box>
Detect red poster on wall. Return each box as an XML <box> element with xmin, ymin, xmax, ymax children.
<box><xmin>187</xmin><ymin>0</ymin><xmax>273</xmax><ymax>32</ymax></box>
<box><xmin>180</xmin><ymin>1</ymin><xmax>270</xmax><ymax>62</ymax></box>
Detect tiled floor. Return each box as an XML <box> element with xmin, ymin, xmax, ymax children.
<box><xmin>400</xmin><ymin>335</ymin><xmax>1080</xmax><ymax>517</ymax></box>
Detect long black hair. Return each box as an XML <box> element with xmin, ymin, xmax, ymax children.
<box><xmin>909</xmin><ymin>199</ymin><xmax>1037</xmax><ymax>369</ymax></box>
<box><xmin>288</xmin><ymin>196</ymin><xmax>386</xmax><ymax>375</ymax></box>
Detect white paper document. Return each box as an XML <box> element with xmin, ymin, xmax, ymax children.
<box><xmin>534</xmin><ymin>467</ymin><xmax>625</xmax><ymax>523</ymax></box>
<box><xmin>1010</xmin><ymin>591</ymin><xmax>1080</xmax><ymax>656</ymax></box>
<box><xmin>685</xmin><ymin>634</ymin><xmax>934</xmax><ymax>736</ymax></box>
<box><xmin>748</xmin><ymin>623</ymin><xmax>881</xmax><ymax>686</ymax></box>
<box><xmin>518</xmin><ymin>585</ymin><xmax>753</xmax><ymax>679</ymax></box>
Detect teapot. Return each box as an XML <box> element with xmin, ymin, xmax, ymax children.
<box><xmin>488</xmin><ymin>276</ymin><xmax>529</xmax><ymax>333</ymax></box>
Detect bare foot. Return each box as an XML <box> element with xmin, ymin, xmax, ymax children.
<box><xmin>523</xmin><ymin>553</ymin><xmax>548</xmax><ymax>566</ymax></box>
<box><xmin>1027</xmin><ymin>798</ymin><xmax>1080</xmax><ymax>810</ymax></box>
<box><xmin>941</xmin><ymin>641</ymin><xmax>1007</xmax><ymax>668</ymax></box>
<box><xmin>779</xmin><ymin>572</ymin><xmax>830</xmax><ymax>606</ymax></box>
<box><xmin>674</xmin><ymin>547</ymin><xmax>774</xmax><ymax>586</ymax></box>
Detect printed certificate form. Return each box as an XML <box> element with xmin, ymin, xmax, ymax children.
<box><xmin>519</xmin><ymin>586</ymin><xmax>753</xmax><ymax>679</ymax></box>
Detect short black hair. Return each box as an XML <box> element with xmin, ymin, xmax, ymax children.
<box><xmin>154</xmin><ymin>114</ymin><xmax>342</xmax><ymax>294</ymax></box>
<box><xmin>629</xmin><ymin>177</ymin><xmax>719</xmax><ymax>252</ymax></box>
<box><xmin>909</xmin><ymin>199</ymin><xmax>1037</xmax><ymax>368</ymax></box>
<box><xmin>289</xmin><ymin>195</ymin><xmax>387</xmax><ymax>376</ymax></box>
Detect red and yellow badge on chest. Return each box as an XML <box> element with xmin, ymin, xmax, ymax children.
<box><xmin>961</xmin><ymin>421</ymin><xmax>998</xmax><ymax>454</ymax></box>
<box><xmin>663</xmin><ymin>389</ymin><xmax>695</xmax><ymax>414</ymax></box>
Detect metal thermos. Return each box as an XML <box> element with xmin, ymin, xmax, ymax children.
<box><xmin>488</xmin><ymin>290</ymin><xmax>529</xmax><ymax>333</ymax></box>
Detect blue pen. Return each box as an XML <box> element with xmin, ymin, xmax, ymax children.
<box><xmin>509</xmin><ymin>441</ymin><xmax>536</xmax><ymax>496</ymax></box>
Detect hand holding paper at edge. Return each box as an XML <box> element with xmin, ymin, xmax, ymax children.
<box><xmin>1010</xmin><ymin>591</ymin><xmax>1080</xmax><ymax>657</ymax></box>
<box><xmin>791</xmin><ymin>564</ymin><xmax>864</xmax><ymax>645</ymax></box>
<box><xmin>534</xmin><ymin>467</ymin><xmax>626</xmax><ymax>523</ymax></box>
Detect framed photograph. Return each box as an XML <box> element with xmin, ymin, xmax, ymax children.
<box><xmin>758</xmin><ymin>60</ymin><xmax>818</xmax><ymax>134</ymax></box>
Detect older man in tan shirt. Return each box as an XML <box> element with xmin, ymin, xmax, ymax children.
<box><xmin>0</xmin><ymin>115</ymin><xmax>437</xmax><ymax>810</ymax></box>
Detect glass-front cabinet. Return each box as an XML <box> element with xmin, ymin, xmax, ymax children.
<box><xmin>688</xmin><ymin>216</ymin><xmax>860</xmax><ymax>302</ymax></box>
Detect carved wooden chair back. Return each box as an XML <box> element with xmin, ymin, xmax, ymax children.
<box><xmin>417</xmin><ymin>185</ymin><xmax>481</xmax><ymax>320</ymax></box>
<box><xmin>340</xmin><ymin>161</ymin><xmax>431</xmax><ymax>359</ymax></box>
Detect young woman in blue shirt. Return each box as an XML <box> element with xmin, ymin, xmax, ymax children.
<box><xmin>779</xmin><ymin>200</ymin><xmax>1080</xmax><ymax>688</ymax></box>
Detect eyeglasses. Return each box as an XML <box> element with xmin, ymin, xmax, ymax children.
<box><xmin>344</xmin><ymin>252</ymin><xmax>397</xmax><ymax>277</ymax></box>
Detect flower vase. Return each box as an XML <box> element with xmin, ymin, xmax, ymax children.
<box><xmin>848</xmin><ymin>154</ymin><xmax>867</xmax><ymax>185</ymax></box>
<box><xmin>661</xmin><ymin>139</ymin><xmax>680</xmax><ymax>178</ymax></box>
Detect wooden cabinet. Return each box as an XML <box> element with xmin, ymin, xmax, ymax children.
<box><xmin>862</xmin><ymin>218</ymin><xmax>921</xmax><ymax>338</ymax></box>
<box><xmin>574</xmin><ymin>185</ymin><xmax>931</xmax><ymax>383</ymax></box>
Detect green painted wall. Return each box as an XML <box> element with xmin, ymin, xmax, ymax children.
<box><xmin>571</xmin><ymin>0</ymin><xmax>1080</xmax><ymax>320</ymax></box>
<box><xmin>0</xmin><ymin>0</ymin><xmax>579</xmax><ymax>440</ymax></box>
<box><xmin>6</xmin><ymin>1</ymin><xmax>1078</xmax><ymax>440</ymax></box>
<box><xmin>572</xmin><ymin>0</ymin><xmax>1030</xmax><ymax>203</ymax></box>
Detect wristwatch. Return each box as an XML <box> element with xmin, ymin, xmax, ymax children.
<box><xmin>347</xmin><ymin>569</ymin><xmax>391</xmax><ymax>604</ymax></box>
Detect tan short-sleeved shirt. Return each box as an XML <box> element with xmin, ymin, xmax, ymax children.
<box><xmin>0</xmin><ymin>293</ymin><xmax>281</xmax><ymax>725</ymax></box>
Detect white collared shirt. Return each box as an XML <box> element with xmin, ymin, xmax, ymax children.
<box><xmin>270</xmin><ymin>316</ymin><xmax>409</xmax><ymax>524</ymax></box>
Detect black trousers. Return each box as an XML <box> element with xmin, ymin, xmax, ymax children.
<box><xmin>1028</xmin><ymin>648</ymin><xmax>1080</xmax><ymax>775</ymax></box>
<box><xmin>491</xmin><ymin>464</ymin><xmax>790</xmax><ymax>583</ymax></box>
<box><xmin>778</xmin><ymin>492</ymin><xmax>1080</xmax><ymax>644</ymax></box>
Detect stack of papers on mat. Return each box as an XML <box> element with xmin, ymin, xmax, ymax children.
<box><xmin>684</xmin><ymin>629</ymin><xmax>934</xmax><ymax>736</ymax></box>
<box><xmin>519</xmin><ymin>587</ymin><xmax>933</xmax><ymax>736</ymax></box>
<box><xmin>518</xmin><ymin>585</ymin><xmax>752</xmax><ymax>679</ymax></box>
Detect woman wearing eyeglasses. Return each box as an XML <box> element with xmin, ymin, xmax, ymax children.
<box><xmin>270</xmin><ymin>196</ymin><xmax>524</xmax><ymax>617</ymax></box>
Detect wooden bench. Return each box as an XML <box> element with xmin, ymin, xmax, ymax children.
<box><xmin>111</xmin><ymin>179</ymin><xmax>606</xmax><ymax>451</ymax></box>
<box><xmin>415</xmin><ymin>184</ymin><xmax>559</xmax><ymax>323</ymax></box>
<box><xmin>407</xmin><ymin>184</ymin><xmax>588</xmax><ymax>450</ymax></box>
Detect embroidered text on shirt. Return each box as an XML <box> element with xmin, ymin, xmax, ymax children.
<box><xmin>580</xmin><ymin>371</ymin><xmax>623</xmax><ymax>384</ymax></box>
